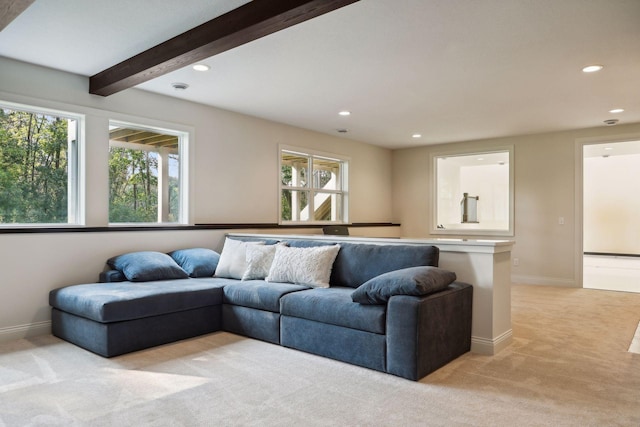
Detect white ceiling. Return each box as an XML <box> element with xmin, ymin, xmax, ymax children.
<box><xmin>1</xmin><ymin>0</ymin><xmax>639</xmax><ymax>149</ymax></box>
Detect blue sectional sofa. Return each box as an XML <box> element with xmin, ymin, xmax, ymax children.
<box><xmin>49</xmin><ymin>237</ymin><xmax>473</xmax><ymax>381</ymax></box>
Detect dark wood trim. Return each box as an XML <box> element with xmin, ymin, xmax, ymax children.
<box><xmin>584</xmin><ymin>252</ymin><xmax>640</xmax><ymax>258</ymax></box>
<box><xmin>0</xmin><ymin>222</ymin><xmax>399</xmax><ymax>235</ymax></box>
<box><xmin>0</xmin><ymin>0</ymin><xmax>35</xmax><ymax>32</ymax></box>
<box><xmin>89</xmin><ymin>0</ymin><xmax>359</xmax><ymax>96</ymax></box>
<box><xmin>349</xmin><ymin>222</ymin><xmax>401</xmax><ymax>228</ymax></box>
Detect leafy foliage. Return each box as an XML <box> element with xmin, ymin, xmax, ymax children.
<box><xmin>109</xmin><ymin>147</ymin><xmax>180</xmax><ymax>223</ymax></box>
<box><xmin>0</xmin><ymin>108</ymin><xmax>70</xmax><ymax>223</ymax></box>
<box><xmin>0</xmin><ymin>108</ymin><xmax>182</xmax><ymax>225</ymax></box>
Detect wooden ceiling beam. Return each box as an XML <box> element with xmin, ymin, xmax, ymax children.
<box><xmin>89</xmin><ymin>0</ymin><xmax>359</xmax><ymax>97</ymax></box>
<box><xmin>0</xmin><ymin>0</ymin><xmax>34</xmax><ymax>32</ymax></box>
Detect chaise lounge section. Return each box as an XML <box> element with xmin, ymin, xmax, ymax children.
<box><xmin>49</xmin><ymin>237</ymin><xmax>473</xmax><ymax>381</ymax></box>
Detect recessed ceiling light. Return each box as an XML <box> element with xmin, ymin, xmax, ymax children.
<box><xmin>609</xmin><ymin>108</ymin><xmax>624</xmax><ymax>114</ymax></box>
<box><xmin>604</xmin><ymin>147</ymin><xmax>614</xmax><ymax>150</ymax></box>
<box><xmin>582</xmin><ymin>65</ymin><xmax>603</xmax><ymax>73</ymax></box>
<box><xmin>193</xmin><ymin>64</ymin><xmax>210</xmax><ymax>71</ymax></box>
<box><xmin>477</xmin><ymin>157</ymin><xmax>484</xmax><ymax>161</ymax></box>
<box><xmin>412</xmin><ymin>134</ymin><xmax>422</xmax><ymax>138</ymax></box>
<box><xmin>338</xmin><ymin>111</ymin><xmax>351</xmax><ymax>116</ymax></box>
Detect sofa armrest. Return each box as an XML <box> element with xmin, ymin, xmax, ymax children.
<box><xmin>99</xmin><ymin>269</ymin><xmax>126</xmax><ymax>283</ymax></box>
<box><xmin>386</xmin><ymin>282</ymin><xmax>473</xmax><ymax>380</ymax></box>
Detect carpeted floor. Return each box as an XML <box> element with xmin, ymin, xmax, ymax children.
<box><xmin>1</xmin><ymin>284</ymin><xmax>640</xmax><ymax>426</ymax></box>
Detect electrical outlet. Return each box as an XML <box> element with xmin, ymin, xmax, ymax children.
<box><xmin>513</xmin><ymin>258</ymin><xmax>519</xmax><ymax>266</ymax></box>
<box><xmin>558</xmin><ymin>217</ymin><xmax>565</xmax><ymax>225</ymax></box>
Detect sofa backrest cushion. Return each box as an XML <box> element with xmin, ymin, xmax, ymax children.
<box><xmin>284</xmin><ymin>240</ymin><xmax>440</xmax><ymax>288</ymax></box>
<box><xmin>331</xmin><ymin>243</ymin><xmax>440</xmax><ymax>288</ymax></box>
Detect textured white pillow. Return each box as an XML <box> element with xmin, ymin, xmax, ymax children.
<box><xmin>242</xmin><ymin>244</ymin><xmax>281</xmax><ymax>280</ymax></box>
<box><xmin>266</xmin><ymin>244</ymin><xmax>341</xmax><ymax>288</ymax></box>
<box><xmin>215</xmin><ymin>238</ymin><xmax>265</xmax><ymax>279</ymax></box>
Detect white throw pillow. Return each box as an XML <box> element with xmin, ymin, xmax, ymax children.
<box><xmin>266</xmin><ymin>244</ymin><xmax>341</xmax><ymax>288</ymax></box>
<box><xmin>215</xmin><ymin>238</ymin><xmax>265</xmax><ymax>279</ymax></box>
<box><xmin>242</xmin><ymin>243</ymin><xmax>281</xmax><ymax>280</ymax></box>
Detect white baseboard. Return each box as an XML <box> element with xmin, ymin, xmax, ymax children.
<box><xmin>629</xmin><ymin>321</ymin><xmax>640</xmax><ymax>354</ymax></box>
<box><xmin>471</xmin><ymin>329</ymin><xmax>513</xmax><ymax>355</ymax></box>
<box><xmin>0</xmin><ymin>321</ymin><xmax>51</xmax><ymax>344</ymax></box>
<box><xmin>511</xmin><ymin>274</ymin><xmax>577</xmax><ymax>287</ymax></box>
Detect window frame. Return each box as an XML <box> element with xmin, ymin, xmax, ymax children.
<box><xmin>278</xmin><ymin>145</ymin><xmax>349</xmax><ymax>225</ymax></box>
<box><xmin>108</xmin><ymin>120</ymin><xmax>189</xmax><ymax>226</ymax></box>
<box><xmin>0</xmin><ymin>100</ymin><xmax>84</xmax><ymax>227</ymax></box>
<box><xmin>430</xmin><ymin>145</ymin><xmax>514</xmax><ymax>237</ymax></box>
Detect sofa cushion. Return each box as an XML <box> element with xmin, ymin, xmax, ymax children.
<box><xmin>280</xmin><ymin>287</ymin><xmax>386</xmax><ymax>334</ymax></box>
<box><xmin>223</xmin><ymin>281</ymin><xmax>309</xmax><ymax>313</ymax></box>
<box><xmin>351</xmin><ymin>266</ymin><xmax>457</xmax><ymax>305</ymax></box>
<box><xmin>49</xmin><ymin>278</ymin><xmax>230</xmax><ymax>323</ymax></box>
<box><xmin>284</xmin><ymin>240</ymin><xmax>337</xmax><ymax>248</ymax></box>
<box><xmin>266</xmin><ymin>244</ymin><xmax>340</xmax><ymax>288</ymax></box>
<box><xmin>169</xmin><ymin>248</ymin><xmax>220</xmax><ymax>278</ymax></box>
<box><xmin>107</xmin><ymin>251</ymin><xmax>189</xmax><ymax>282</ymax></box>
<box><xmin>330</xmin><ymin>243</ymin><xmax>440</xmax><ymax>288</ymax></box>
<box><xmin>215</xmin><ymin>237</ymin><xmax>265</xmax><ymax>279</ymax></box>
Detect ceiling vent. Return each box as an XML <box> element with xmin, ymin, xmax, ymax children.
<box><xmin>171</xmin><ymin>82</ymin><xmax>189</xmax><ymax>91</ymax></box>
<box><xmin>603</xmin><ymin>119</ymin><xmax>619</xmax><ymax>126</ymax></box>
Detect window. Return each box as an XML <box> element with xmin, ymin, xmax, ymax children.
<box><xmin>280</xmin><ymin>147</ymin><xmax>348</xmax><ymax>223</ymax></box>
<box><xmin>432</xmin><ymin>147</ymin><xmax>514</xmax><ymax>236</ymax></box>
<box><xmin>0</xmin><ymin>102</ymin><xmax>81</xmax><ymax>225</ymax></box>
<box><xmin>109</xmin><ymin>121</ymin><xmax>187</xmax><ymax>224</ymax></box>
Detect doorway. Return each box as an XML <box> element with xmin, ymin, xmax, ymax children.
<box><xmin>582</xmin><ymin>140</ymin><xmax>640</xmax><ymax>293</ymax></box>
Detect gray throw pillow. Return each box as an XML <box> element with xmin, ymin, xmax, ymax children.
<box><xmin>107</xmin><ymin>251</ymin><xmax>189</xmax><ymax>282</ymax></box>
<box><xmin>351</xmin><ymin>266</ymin><xmax>456</xmax><ymax>305</ymax></box>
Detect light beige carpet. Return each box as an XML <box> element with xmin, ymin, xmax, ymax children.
<box><xmin>1</xmin><ymin>284</ymin><xmax>640</xmax><ymax>426</ymax></box>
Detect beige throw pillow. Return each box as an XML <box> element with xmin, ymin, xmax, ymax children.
<box><xmin>242</xmin><ymin>244</ymin><xmax>281</xmax><ymax>280</ymax></box>
<box><xmin>266</xmin><ymin>244</ymin><xmax>341</xmax><ymax>288</ymax></box>
<box><xmin>215</xmin><ymin>237</ymin><xmax>265</xmax><ymax>279</ymax></box>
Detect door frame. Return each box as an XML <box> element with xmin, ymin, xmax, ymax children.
<box><xmin>574</xmin><ymin>131</ymin><xmax>640</xmax><ymax>288</ymax></box>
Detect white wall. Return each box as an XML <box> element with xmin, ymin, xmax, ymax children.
<box><xmin>392</xmin><ymin>123</ymin><xmax>640</xmax><ymax>287</ymax></box>
<box><xmin>584</xmin><ymin>154</ymin><xmax>640</xmax><ymax>254</ymax></box>
<box><xmin>0</xmin><ymin>57</ymin><xmax>393</xmax><ymax>226</ymax></box>
<box><xmin>0</xmin><ymin>57</ymin><xmax>395</xmax><ymax>341</ymax></box>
